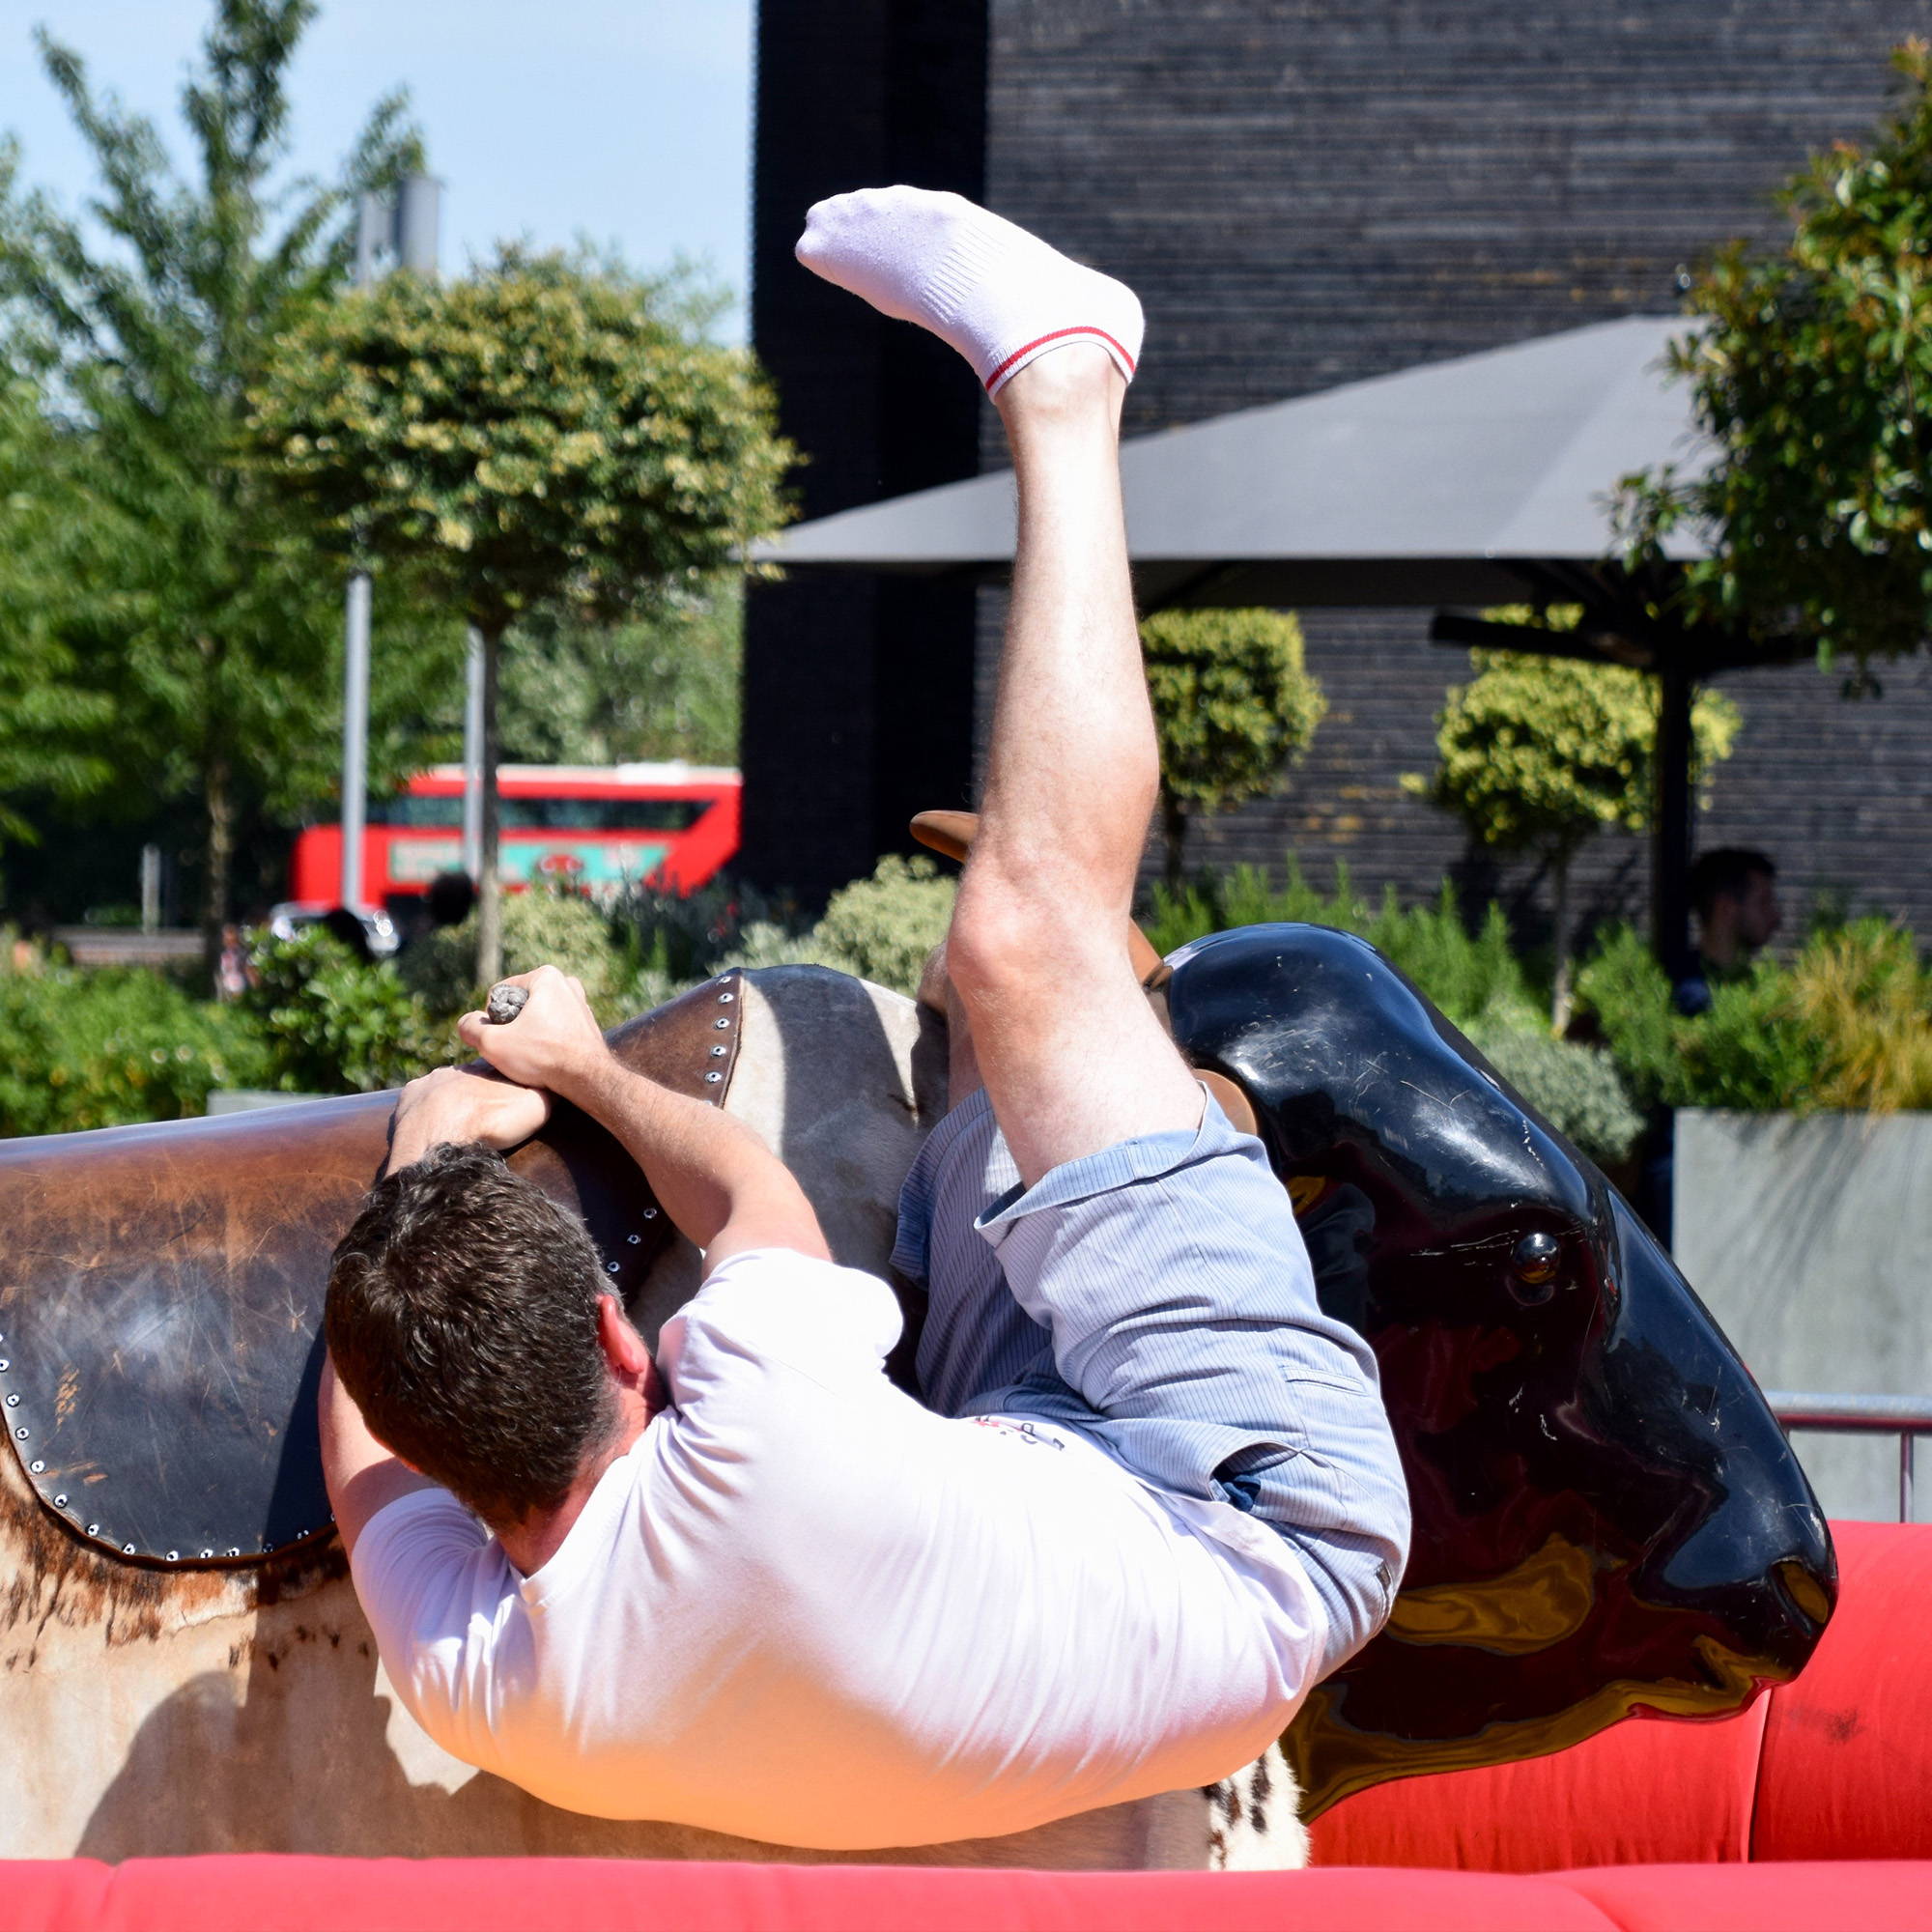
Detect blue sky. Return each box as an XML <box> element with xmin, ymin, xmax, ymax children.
<box><xmin>0</xmin><ymin>0</ymin><xmax>754</xmax><ymax>336</ymax></box>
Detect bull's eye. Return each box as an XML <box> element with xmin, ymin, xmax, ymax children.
<box><xmin>1510</xmin><ymin>1232</ymin><xmax>1561</xmax><ymax>1300</ymax></box>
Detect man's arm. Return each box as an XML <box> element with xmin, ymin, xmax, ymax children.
<box><xmin>457</xmin><ymin>967</ymin><xmax>830</xmax><ymax>1275</ymax></box>
<box><xmin>321</xmin><ymin>1355</ymin><xmax>440</xmax><ymax>1558</ymax></box>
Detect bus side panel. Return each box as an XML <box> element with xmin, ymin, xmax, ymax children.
<box><xmin>290</xmin><ymin>779</ymin><xmax>744</xmax><ymax>904</ymax></box>
<box><xmin>289</xmin><ymin>825</ymin><xmax>394</xmax><ymax>908</ymax></box>
<box><xmin>288</xmin><ymin>826</ymin><xmax>343</xmax><ymax>903</ymax></box>
<box><xmin>658</xmin><ymin>784</ymin><xmax>741</xmax><ymax>894</ymax></box>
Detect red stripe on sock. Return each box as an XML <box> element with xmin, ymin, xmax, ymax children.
<box><xmin>983</xmin><ymin>326</ymin><xmax>1137</xmax><ymax>392</ymax></box>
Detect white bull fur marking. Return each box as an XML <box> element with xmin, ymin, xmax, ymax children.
<box><xmin>0</xmin><ymin>966</ymin><xmax>1307</xmax><ymax>1869</ymax></box>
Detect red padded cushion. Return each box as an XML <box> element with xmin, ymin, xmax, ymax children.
<box><xmin>1307</xmin><ymin>1693</ymin><xmax>1769</xmax><ymax>1870</ymax></box>
<box><xmin>4</xmin><ymin>1857</ymin><xmax>1620</xmax><ymax>1932</ymax></box>
<box><xmin>12</xmin><ymin>1856</ymin><xmax>1932</xmax><ymax>1929</ymax></box>
<box><xmin>1752</xmin><ymin>1520</ymin><xmax>1932</xmax><ymax>1861</ymax></box>
<box><xmin>1313</xmin><ymin>1520</ymin><xmax>1932</xmax><ymax>1870</ymax></box>
<box><xmin>1556</xmin><ymin>1860</ymin><xmax>1932</xmax><ymax>1931</ymax></box>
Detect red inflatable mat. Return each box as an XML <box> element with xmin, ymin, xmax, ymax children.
<box><xmin>1312</xmin><ymin>1520</ymin><xmax>1932</xmax><ymax>1870</ymax></box>
<box><xmin>0</xmin><ymin>1855</ymin><xmax>1613</xmax><ymax>1932</ymax></box>
<box><xmin>10</xmin><ymin>1855</ymin><xmax>1932</xmax><ymax>1932</ymax></box>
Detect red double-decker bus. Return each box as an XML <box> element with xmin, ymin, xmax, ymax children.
<box><xmin>289</xmin><ymin>763</ymin><xmax>741</xmax><ymax>911</ymax></box>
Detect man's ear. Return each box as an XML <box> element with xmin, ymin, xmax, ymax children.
<box><xmin>596</xmin><ymin>1293</ymin><xmax>654</xmax><ymax>1378</ymax></box>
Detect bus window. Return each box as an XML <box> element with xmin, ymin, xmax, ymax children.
<box><xmin>505</xmin><ymin>798</ymin><xmax>710</xmax><ymax>833</ymax></box>
<box><xmin>368</xmin><ymin>796</ymin><xmax>710</xmax><ymax>833</ymax></box>
<box><xmin>371</xmin><ymin>795</ymin><xmax>464</xmax><ymax>829</ymax></box>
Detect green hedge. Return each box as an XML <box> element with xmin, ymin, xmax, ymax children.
<box><xmin>1147</xmin><ymin>862</ymin><xmax>1642</xmax><ymax>1156</ymax></box>
<box><xmin>1148</xmin><ymin>862</ymin><xmax>1538</xmax><ymax>1031</ymax></box>
<box><xmin>0</xmin><ymin>964</ymin><xmax>265</xmax><ymax>1134</ymax></box>
<box><xmin>243</xmin><ymin>927</ymin><xmax>450</xmax><ymax>1094</ymax></box>
<box><xmin>4</xmin><ymin>860</ymin><xmax>1925</xmax><ymax>1150</ymax></box>
<box><xmin>1574</xmin><ymin>916</ymin><xmax>1932</xmax><ymax>1114</ymax></box>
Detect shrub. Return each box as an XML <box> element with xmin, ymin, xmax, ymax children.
<box><xmin>0</xmin><ymin>964</ymin><xmax>265</xmax><ymax>1135</ymax></box>
<box><xmin>1573</xmin><ymin>924</ymin><xmax>1679</xmax><ymax>1110</ymax></box>
<box><xmin>1464</xmin><ymin>1022</ymin><xmax>1645</xmax><ymax>1166</ymax></box>
<box><xmin>1784</xmin><ymin>922</ymin><xmax>1932</xmax><ymax>1113</ymax></box>
<box><xmin>611</xmin><ymin>876</ymin><xmax>796</xmax><ymax>996</ymax></box>
<box><xmin>1575</xmin><ymin>918</ymin><xmax>1932</xmax><ymax>1116</ymax></box>
<box><xmin>1145</xmin><ymin>862</ymin><xmax>1536</xmax><ymax>1030</ymax></box>
<box><xmin>810</xmin><ymin>855</ymin><xmax>956</xmax><ymax>995</ymax></box>
<box><xmin>244</xmin><ymin>928</ymin><xmax>448</xmax><ymax>1094</ymax></box>
<box><xmin>1665</xmin><ymin>962</ymin><xmax>1827</xmax><ymax>1112</ymax></box>
<box><xmin>400</xmin><ymin>889</ymin><xmax>629</xmax><ymax>1023</ymax></box>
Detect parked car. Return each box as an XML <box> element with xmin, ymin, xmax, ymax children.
<box><xmin>265</xmin><ymin>901</ymin><xmax>401</xmax><ymax>960</ymax></box>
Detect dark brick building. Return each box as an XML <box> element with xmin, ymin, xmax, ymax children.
<box><xmin>747</xmin><ymin>1</ymin><xmax>1932</xmax><ymax>938</ymax></box>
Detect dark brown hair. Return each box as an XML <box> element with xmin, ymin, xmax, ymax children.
<box><xmin>1690</xmin><ymin>847</ymin><xmax>1776</xmax><ymax>922</ymax></box>
<box><xmin>327</xmin><ymin>1141</ymin><xmax>616</xmax><ymax>1527</ymax></box>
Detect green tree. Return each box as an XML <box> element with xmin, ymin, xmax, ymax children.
<box><xmin>0</xmin><ymin>374</ymin><xmax>117</xmax><ymax>862</ymax></box>
<box><xmin>1407</xmin><ymin>650</ymin><xmax>1738</xmax><ymax>1029</ymax></box>
<box><xmin>250</xmin><ymin>249</ymin><xmax>795</xmax><ymax>982</ymax></box>
<box><xmin>1619</xmin><ymin>43</ymin><xmax>1932</xmax><ymax>668</ymax></box>
<box><xmin>1140</xmin><ymin>607</ymin><xmax>1326</xmax><ymax>892</ymax></box>
<box><xmin>0</xmin><ymin>0</ymin><xmax>442</xmax><ymax>978</ymax></box>
<box><xmin>497</xmin><ymin>575</ymin><xmax>744</xmax><ymax>769</ymax></box>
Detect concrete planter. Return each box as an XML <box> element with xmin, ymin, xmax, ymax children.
<box><xmin>1675</xmin><ymin>1108</ymin><xmax>1932</xmax><ymax>1523</ymax></box>
<box><xmin>204</xmin><ymin>1089</ymin><xmax>330</xmax><ymax>1115</ymax></box>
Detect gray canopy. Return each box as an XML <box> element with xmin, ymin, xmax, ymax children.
<box><xmin>754</xmin><ymin>314</ymin><xmax>1713</xmax><ymax>610</ymax></box>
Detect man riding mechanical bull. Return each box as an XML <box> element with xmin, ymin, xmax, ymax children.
<box><xmin>319</xmin><ymin>188</ymin><xmax>1413</xmax><ymax>1848</ymax></box>
<box><xmin>0</xmin><ymin>187</ymin><xmax>1833</xmax><ymax>1864</ymax></box>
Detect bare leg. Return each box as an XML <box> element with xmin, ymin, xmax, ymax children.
<box><xmin>946</xmin><ymin>349</ymin><xmax>1203</xmax><ymax>1186</ymax></box>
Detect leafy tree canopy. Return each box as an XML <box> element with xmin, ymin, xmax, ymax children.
<box><xmin>0</xmin><ymin>0</ymin><xmax>449</xmax><ymax>966</ymax></box>
<box><xmin>0</xmin><ymin>374</ymin><xmax>117</xmax><ymax>852</ymax></box>
<box><xmin>1620</xmin><ymin>42</ymin><xmax>1932</xmax><ymax>667</ymax></box>
<box><xmin>1140</xmin><ymin>606</ymin><xmax>1325</xmax><ymax>889</ymax></box>
<box><xmin>496</xmin><ymin>575</ymin><xmax>743</xmax><ymax>770</ymax></box>
<box><xmin>248</xmin><ymin>249</ymin><xmax>795</xmax><ymax>636</ymax></box>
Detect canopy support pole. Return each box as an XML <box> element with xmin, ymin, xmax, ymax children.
<box><xmin>1653</xmin><ymin>667</ymin><xmax>1696</xmax><ymax>981</ymax></box>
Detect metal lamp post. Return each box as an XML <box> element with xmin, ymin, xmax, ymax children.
<box><xmin>338</xmin><ymin>174</ymin><xmax>443</xmax><ymax>914</ymax></box>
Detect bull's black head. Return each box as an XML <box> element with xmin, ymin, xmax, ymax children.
<box><xmin>1163</xmin><ymin>923</ymin><xmax>1834</xmax><ymax>1815</ymax></box>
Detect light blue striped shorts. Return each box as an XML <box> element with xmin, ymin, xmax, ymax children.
<box><xmin>891</xmin><ymin>1086</ymin><xmax>1411</xmax><ymax>1679</ymax></box>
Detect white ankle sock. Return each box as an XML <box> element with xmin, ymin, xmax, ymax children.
<box><xmin>795</xmin><ymin>186</ymin><xmax>1142</xmax><ymax>396</ymax></box>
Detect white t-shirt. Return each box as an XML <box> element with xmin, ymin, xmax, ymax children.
<box><xmin>350</xmin><ymin>1248</ymin><xmax>1327</xmax><ymax>1850</ymax></box>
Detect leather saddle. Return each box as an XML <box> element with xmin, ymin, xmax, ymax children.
<box><xmin>0</xmin><ymin>976</ymin><xmax>746</xmax><ymax>1565</ymax></box>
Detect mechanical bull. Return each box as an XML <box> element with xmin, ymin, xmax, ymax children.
<box><xmin>0</xmin><ymin>929</ymin><xmax>1833</xmax><ymax>1863</ymax></box>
